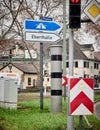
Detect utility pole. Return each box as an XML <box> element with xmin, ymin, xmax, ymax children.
<box><xmin>63</xmin><ymin>0</ymin><xmax>67</xmax><ymax>100</ymax></box>
<box><xmin>67</xmin><ymin>29</ymin><xmax>74</xmax><ymax>130</ymax></box>
<box><xmin>67</xmin><ymin>0</ymin><xmax>81</xmax><ymax>129</ymax></box>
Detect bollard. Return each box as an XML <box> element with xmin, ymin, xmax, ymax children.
<box><xmin>50</xmin><ymin>45</ymin><xmax>62</xmax><ymax>113</ymax></box>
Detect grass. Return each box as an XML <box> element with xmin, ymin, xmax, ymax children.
<box><xmin>0</xmin><ymin>95</ymin><xmax>100</xmax><ymax>130</ymax></box>
<box><xmin>0</xmin><ymin>99</ymin><xmax>67</xmax><ymax>130</ymax></box>
<box><xmin>94</xmin><ymin>93</ymin><xmax>100</xmax><ymax>101</ymax></box>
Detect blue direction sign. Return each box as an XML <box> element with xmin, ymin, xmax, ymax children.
<box><xmin>42</xmin><ymin>16</ymin><xmax>53</xmax><ymax>21</ymax></box>
<box><xmin>24</xmin><ymin>20</ymin><xmax>61</xmax><ymax>32</ymax></box>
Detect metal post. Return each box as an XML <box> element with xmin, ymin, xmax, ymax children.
<box><xmin>63</xmin><ymin>0</ymin><xmax>67</xmax><ymax>100</ymax></box>
<box><xmin>79</xmin><ymin>115</ymin><xmax>83</xmax><ymax>130</ymax></box>
<box><xmin>40</xmin><ymin>42</ymin><xmax>43</xmax><ymax>109</ymax></box>
<box><xmin>39</xmin><ymin>14</ymin><xmax>44</xmax><ymax>110</ymax></box>
<box><xmin>51</xmin><ymin>45</ymin><xmax>62</xmax><ymax>113</ymax></box>
<box><xmin>67</xmin><ymin>29</ymin><xmax>74</xmax><ymax>130</ymax></box>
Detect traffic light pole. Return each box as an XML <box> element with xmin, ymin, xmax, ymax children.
<box><xmin>67</xmin><ymin>29</ymin><xmax>74</xmax><ymax>130</ymax></box>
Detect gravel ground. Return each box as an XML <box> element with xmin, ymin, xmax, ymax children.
<box><xmin>18</xmin><ymin>92</ymin><xmax>50</xmax><ymax>101</ymax></box>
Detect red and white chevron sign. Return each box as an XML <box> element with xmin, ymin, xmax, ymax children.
<box><xmin>70</xmin><ymin>78</ymin><xmax>94</xmax><ymax>115</ymax></box>
<box><xmin>62</xmin><ymin>76</ymin><xmax>68</xmax><ymax>86</ymax></box>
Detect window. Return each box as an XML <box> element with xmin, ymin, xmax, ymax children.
<box><xmin>94</xmin><ymin>63</ymin><xmax>98</xmax><ymax>69</ymax></box>
<box><xmin>28</xmin><ymin>77</ymin><xmax>31</xmax><ymax>85</ymax></box>
<box><xmin>47</xmin><ymin>78</ymin><xmax>49</xmax><ymax>82</ymax></box>
<box><xmin>44</xmin><ymin>70</ymin><xmax>47</xmax><ymax>76</ymax></box>
<box><xmin>66</xmin><ymin>62</ymin><xmax>69</xmax><ymax>68</ymax></box>
<box><xmin>84</xmin><ymin>74</ymin><xmax>89</xmax><ymax>78</ymax></box>
<box><xmin>94</xmin><ymin>63</ymin><xmax>96</xmax><ymax>69</ymax></box>
<box><xmin>74</xmin><ymin>61</ymin><xmax>78</xmax><ymax>68</ymax></box>
<box><xmin>84</xmin><ymin>61</ymin><xmax>89</xmax><ymax>68</ymax></box>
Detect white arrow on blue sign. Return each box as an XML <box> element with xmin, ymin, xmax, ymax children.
<box><xmin>24</xmin><ymin>20</ymin><xmax>61</xmax><ymax>32</ymax></box>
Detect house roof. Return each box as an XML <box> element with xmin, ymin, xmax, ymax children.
<box><xmin>0</xmin><ymin>62</ymin><xmax>38</xmax><ymax>74</ymax></box>
<box><xmin>43</xmin><ymin>39</ymin><xmax>88</xmax><ymax>60</ymax></box>
<box><xmin>80</xmin><ymin>44</ymin><xmax>94</xmax><ymax>51</ymax></box>
<box><xmin>94</xmin><ymin>52</ymin><xmax>100</xmax><ymax>61</ymax></box>
<box><xmin>57</xmin><ymin>39</ymin><xmax>88</xmax><ymax>60</ymax></box>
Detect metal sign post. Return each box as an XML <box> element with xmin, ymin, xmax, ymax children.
<box><xmin>40</xmin><ymin>42</ymin><xmax>43</xmax><ymax>110</ymax></box>
<box><xmin>67</xmin><ymin>29</ymin><xmax>74</xmax><ymax>130</ymax></box>
<box><xmin>79</xmin><ymin>115</ymin><xmax>83</xmax><ymax>130</ymax></box>
<box><xmin>40</xmin><ymin>15</ymin><xmax>43</xmax><ymax>110</ymax></box>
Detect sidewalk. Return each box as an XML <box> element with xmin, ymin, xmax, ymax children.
<box><xmin>94</xmin><ymin>101</ymin><xmax>100</xmax><ymax>120</ymax></box>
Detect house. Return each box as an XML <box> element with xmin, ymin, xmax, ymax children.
<box><xmin>43</xmin><ymin>40</ymin><xmax>100</xmax><ymax>88</ymax></box>
<box><xmin>0</xmin><ymin>39</ymin><xmax>100</xmax><ymax>89</ymax></box>
<box><xmin>0</xmin><ymin>40</ymin><xmax>40</xmax><ymax>89</ymax></box>
<box><xmin>0</xmin><ymin>62</ymin><xmax>38</xmax><ymax>89</ymax></box>
<box><xmin>0</xmin><ymin>40</ymin><xmax>40</xmax><ymax>68</ymax></box>
<box><xmin>79</xmin><ymin>44</ymin><xmax>100</xmax><ymax>77</ymax></box>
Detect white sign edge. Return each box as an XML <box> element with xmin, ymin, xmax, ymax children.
<box><xmin>83</xmin><ymin>0</ymin><xmax>100</xmax><ymax>23</ymax></box>
<box><xmin>24</xmin><ymin>31</ymin><xmax>61</xmax><ymax>43</ymax></box>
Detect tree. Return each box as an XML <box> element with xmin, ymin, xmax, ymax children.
<box><xmin>0</xmin><ymin>0</ymin><xmax>63</xmax><ymax>87</ymax></box>
<box><xmin>0</xmin><ymin>0</ymin><xmax>63</xmax><ymax>57</ymax></box>
<box><xmin>0</xmin><ymin>0</ymin><xmax>63</xmax><ymax>41</ymax></box>
<box><xmin>0</xmin><ymin>0</ymin><xmax>99</xmax><ymax>57</ymax></box>
<box><xmin>74</xmin><ymin>0</ymin><xmax>100</xmax><ymax>50</ymax></box>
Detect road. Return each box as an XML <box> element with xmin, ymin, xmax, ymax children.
<box><xmin>94</xmin><ymin>101</ymin><xmax>100</xmax><ymax>120</ymax></box>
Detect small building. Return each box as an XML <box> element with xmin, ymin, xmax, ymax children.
<box><xmin>43</xmin><ymin>40</ymin><xmax>100</xmax><ymax>88</ymax></box>
<box><xmin>0</xmin><ymin>40</ymin><xmax>40</xmax><ymax>68</ymax></box>
<box><xmin>0</xmin><ymin>62</ymin><xmax>38</xmax><ymax>89</ymax></box>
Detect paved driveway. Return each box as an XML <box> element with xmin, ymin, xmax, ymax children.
<box><xmin>94</xmin><ymin>101</ymin><xmax>100</xmax><ymax>120</ymax></box>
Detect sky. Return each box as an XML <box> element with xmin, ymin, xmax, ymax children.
<box><xmin>1</xmin><ymin>0</ymin><xmax>99</xmax><ymax>51</ymax></box>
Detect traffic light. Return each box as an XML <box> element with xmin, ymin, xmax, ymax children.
<box><xmin>69</xmin><ymin>0</ymin><xmax>81</xmax><ymax>29</ymax></box>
